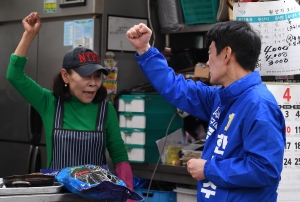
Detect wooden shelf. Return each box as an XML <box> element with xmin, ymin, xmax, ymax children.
<box><xmin>261</xmin><ymin>75</ymin><xmax>300</xmax><ymax>82</ymax></box>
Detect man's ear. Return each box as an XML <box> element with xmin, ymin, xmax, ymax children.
<box><xmin>61</xmin><ymin>68</ymin><xmax>69</xmax><ymax>84</ymax></box>
<box><xmin>224</xmin><ymin>46</ymin><xmax>232</xmax><ymax>63</ymax></box>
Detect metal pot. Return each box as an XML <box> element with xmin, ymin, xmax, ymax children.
<box><xmin>2</xmin><ymin>174</ymin><xmax>55</xmax><ymax>187</ymax></box>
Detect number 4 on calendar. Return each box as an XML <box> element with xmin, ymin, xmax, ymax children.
<box><xmin>283</xmin><ymin>88</ymin><xmax>291</xmax><ymax>102</ymax></box>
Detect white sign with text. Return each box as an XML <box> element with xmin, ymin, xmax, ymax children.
<box><xmin>234</xmin><ymin>1</ymin><xmax>300</xmax><ymax>76</ymax></box>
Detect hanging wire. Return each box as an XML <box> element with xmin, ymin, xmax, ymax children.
<box><xmin>147</xmin><ymin>0</ymin><xmax>156</xmax><ymax>47</ymax></box>
<box><xmin>144</xmin><ymin>111</ymin><xmax>181</xmax><ymax>202</ymax></box>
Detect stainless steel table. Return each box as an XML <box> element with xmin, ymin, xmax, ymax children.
<box><xmin>0</xmin><ymin>192</ymin><xmax>105</xmax><ymax>202</ymax></box>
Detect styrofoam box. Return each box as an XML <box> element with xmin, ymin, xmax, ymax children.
<box><xmin>125</xmin><ymin>144</ymin><xmax>160</xmax><ymax>163</ymax></box>
<box><xmin>119</xmin><ymin>112</ymin><xmax>183</xmax><ymax>131</ymax></box>
<box><xmin>119</xmin><ymin>95</ymin><xmax>145</xmax><ymax>112</ymax></box>
<box><xmin>118</xmin><ymin>94</ymin><xmax>177</xmax><ymax>114</ymax></box>
<box><xmin>126</xmin><ymin>145</ymin><xmax>145</xmax><ymax>162</ymax></box>
<box><xmin>120</xmin><ymin>128</ymin><xmax>176</xmax><ymax>146</ymax></box>
<box><xmin>174</xmin><ymin>188</ymin><xmax>197</xmax><ymax>202</ymax></box>
<box><xmin>119</xmin><ymin>113</ymin><xmax>146</xmax><ymax>129</ymax></box>
<box><xmin>121</xmin><ymin>129</ymin><xmax>145</xmax><ymax>145</ymax></box>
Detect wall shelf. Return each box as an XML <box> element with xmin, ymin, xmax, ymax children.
<box><xmin>262</xmin><ymin>75</ymin><xmax>300</xmax><ymax>82</ymax></box>
<box><xmin>161</xmin><ymin>23</ymin><xmax>215</xmax><ymax>34</ymax></box>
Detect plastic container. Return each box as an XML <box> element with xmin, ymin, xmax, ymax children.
<box><xmin>121</xmin><ymin>128</ymin><xmax>147</xmax><ymax>145</ymax></box>
<box><xmin>119</xmin><ymin>112</ymin><xmax>182</xmax><ymax>130</ymax></box>
<box><xmin>174</xmin><ymin>187</ymin><xmax>197</xmax><ymax>201</ymax></box>
<box><xmin>125</xmin><ymin>144</ymin><xmax>160</xmax><ymax>163</ymax></box>
<box><xmin>180</xmin><ymin>0</ymin><xmax>220</xmax><ymax>25</ymax></box>
<box><xmin>120</xmin><ymin>128</ymin><xmax>179</xmax><ymax>146</ymax></box>
<box><xmin>118</xmin><ymin>94</ymin><xmax>177</xmax><ymax>114</ymax></box>
<box><xmin>135</xmin><ymin>188</ymin><xmax>177</xmax><ymax>202</ymax></box>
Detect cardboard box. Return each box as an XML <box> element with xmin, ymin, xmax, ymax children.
<box><xmin>194</xmin><ymin>63</ymin><xmax>210</xmax><ymax>79</ymax></box>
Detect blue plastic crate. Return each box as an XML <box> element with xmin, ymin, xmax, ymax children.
<box><xmin>134</xmin><ymin>188</ymin><xmax>177</xmax><ymax>202</ymax></box>
<box><xmin>180</xmin><ymin>0</ymin><xmax>220</xmax><ymax>25</ymax></box>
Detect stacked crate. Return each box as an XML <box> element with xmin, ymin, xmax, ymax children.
<box><xmin>118</xmin><ymin>94</ymin><xmax>183</xmax><ymax>163</ymax></box>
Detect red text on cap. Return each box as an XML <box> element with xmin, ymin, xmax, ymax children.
<box><xmin>77</xmin><ymin>52</ymin><xmax>101</xmax><ymax>63</ymax></box>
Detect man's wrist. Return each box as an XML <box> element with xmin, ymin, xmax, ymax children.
<box><xmin>137</xmin><ymin>44</ymin><xmax>151</xmax><ymax>55</ymax></box>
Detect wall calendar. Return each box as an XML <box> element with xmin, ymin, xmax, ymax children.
<box><xmin>267</xmin><ymin>83</ymin><xmax>300</xmax><ymax>201</ymax></box>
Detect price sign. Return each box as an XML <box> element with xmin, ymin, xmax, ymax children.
<box><xmin>234</xmin><ymin>1</ymin><xmax>300</xmax><ymax>76</ymax></box>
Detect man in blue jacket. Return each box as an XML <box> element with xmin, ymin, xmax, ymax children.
<box><xmin>126</xmin><ymin>21</ymin><xmax>286</xmax><ymax>202</ymax></box>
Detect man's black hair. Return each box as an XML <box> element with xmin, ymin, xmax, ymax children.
<box><xmin>206</xmin><ymin>20</ymin><xmax>261</xmax><ymax>72</ymax></box>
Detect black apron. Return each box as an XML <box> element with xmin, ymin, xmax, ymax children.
<box><xmin>50</xmin><ymin>98</ymin><xmax>107</xmax><ymax>169</ymax></box>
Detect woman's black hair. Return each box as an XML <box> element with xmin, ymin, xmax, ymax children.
<box><xmin>52</xmin><ymin>69</ymin><xmax>107</xmax><ymax>103</ymax></box>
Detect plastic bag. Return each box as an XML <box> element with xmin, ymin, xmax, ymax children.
<box><xmin>55</xmin><ymin>164</ymin><xmax>143</xmax><ymax>201</ymax></box>
<box><xmin>133</xmin><ymin>175</ymin><xmax>149</xmax><ymax>189</ymax></box>
<box><xmin>157</xmin><ymin>0</ymin><xmax>184</xmax><ymax>31</ymax></box>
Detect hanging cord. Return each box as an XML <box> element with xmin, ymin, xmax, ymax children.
<box><xmin>147</xmin><ymin>0</ymin><xmax>156</xmax><ymax>46</ymax></box>
<box><xmin>227</xmin><ymin>0</ymin><xmax>233</xmax><ymax>10</ymax></box>
<box><xmin>145</xmin><ymin>110</ymin><xmax>181</xmax><ymax>202</ymax></box>
<box><xmin>227</xmin><ymin>0</ymin><xmax>240</xmax><ymax>9</ymax></box>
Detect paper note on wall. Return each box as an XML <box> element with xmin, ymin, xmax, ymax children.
<box><xmin>233</xmin><ymin>1</ymin><xmax>300</xmax><ymax>76</ymax></box>
<box><xmin>73</xmin><ymin>19</ymin><xmax>94</xmax><ymax>50</ymax></box>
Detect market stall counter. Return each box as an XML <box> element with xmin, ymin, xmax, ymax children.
<box><xmin>131</xmin><ymin>163</ymin><xmax>197</xmax><ymax>185</ymax></box>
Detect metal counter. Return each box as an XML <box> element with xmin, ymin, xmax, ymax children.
<box><xmin>0</xmin><ymin>163</ymin><xmax>196</xmax><ymax>201</ymax></box>
<box><xmin>0</xmin><ymin>192</ymin><xmax>105</xmax><ymax>202</ymax></box>
<box><xmin>131</xmin><ymin>163</ymin><xmax>197</xmax><ymax>185</ymax></box>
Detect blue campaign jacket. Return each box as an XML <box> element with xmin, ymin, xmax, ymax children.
<box><xmin>136</xmin><ymin>47</ymin><xmax>286</xmax><ymax>202</ymax></box>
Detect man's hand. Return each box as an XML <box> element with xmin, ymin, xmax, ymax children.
<box><xmin>187</xmin><ymin>158</ymin><xmax>207</xmax><ymax>180</ymax></box>
<box><xmin>126</xmin><ymin>23</ymin><xmax>152</xmax><ymax>55</ymax></box>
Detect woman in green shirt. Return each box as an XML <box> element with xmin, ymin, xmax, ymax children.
<box><xmin>6</xmin><ymin>12</ymin><xmax>134</xmax><ymax>202</ymax></box>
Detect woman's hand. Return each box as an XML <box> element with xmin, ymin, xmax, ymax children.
<box><xmin>14</xmin><ymin>12</ymin><xmax>42</xmax><ymax>57</ymax></box>
<box><xmin>22</xmin><ymin>12</ymin><xmax>42</xmax><ymax>40</ymax></box>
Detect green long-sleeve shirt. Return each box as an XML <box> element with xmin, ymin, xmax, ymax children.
<box><xmin>6</xmin><ymin>54</ymin><xmax>128</xmax><ymax>168</ymax></box>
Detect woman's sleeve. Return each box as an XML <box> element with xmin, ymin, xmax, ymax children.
<box><xmin>6</xmin><ymin>54</ymin><xmax>53</xmax><ymax>115</ymax></box>
<box><xmin>115</xmin><ymin>161</ymin><xmax>134</xmax><ymax>202</ymax></box>
<box><xmin>105</xmin><ymin>102</ymin><xmax>129</xmax><ymax>165</ymax></box>
<box><xmin>105</xmin><ymin>102</ymin><xmax>134</xmax><ymax>200</ymax></box>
